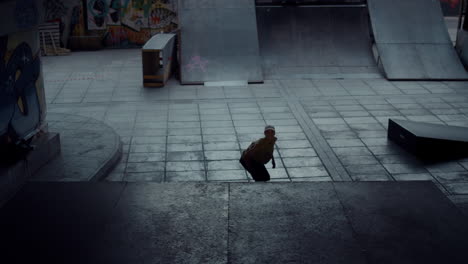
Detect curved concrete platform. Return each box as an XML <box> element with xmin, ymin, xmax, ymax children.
<box><xmin>31</xmin><ymin>113</ymin><xmax>122</xmax><ymax>182</ymax></box>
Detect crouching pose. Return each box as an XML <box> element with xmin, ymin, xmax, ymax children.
<box><xmin>239</xmin><ymin>125</ymin><xmax>277</xmax><ymax>182</ymax></box>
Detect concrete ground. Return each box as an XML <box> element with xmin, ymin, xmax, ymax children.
<box><xmin>41</xmin><ymin>18</ymin><xmax>468</xmax><ymax>211</ymax></box>
<box><xmin>2</xmin><ymin>181</ymin><xmax>468</xmax><ymax>264</ymax></box>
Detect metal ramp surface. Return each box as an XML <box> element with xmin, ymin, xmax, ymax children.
<box><xmin>256</xmin><ymin>6</ymin><xmax>380</xmax><ymax>79</ymax></box>
<box><xmin>178</xmin><ymin>0</ymin><xmax>263</xmax><ymax>84</ymax></box>
<box><xmin>368</xmin><ymin>0</ymin><xmax>468</xmax><ymax>80</ymax></box>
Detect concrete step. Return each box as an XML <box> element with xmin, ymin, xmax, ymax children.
<box><xmin>0</xmin><ymin>132</ymin><xmax>60</xmax><ymax>207</ymax></box>
<box><xmin>1</xmin><ymin>182</ymin><xmax>468</xmax><ymax>263</ymax></box>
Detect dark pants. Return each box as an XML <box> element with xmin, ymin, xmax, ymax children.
<box><xmin>240</xmin><ymin>157</ymin><xmax>270</xmax><ymax>182</ymax></box>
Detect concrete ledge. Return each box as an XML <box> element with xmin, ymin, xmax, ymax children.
<box><xmin>1</xmin><ymin>181</ymin><xmax>468</xmax><ymax>263</ymax></box>
<box><xmin>0</xmin><ymin>132</ymin><xmax>61</xmax><ymax>207</ymax></box>
<box><xmin>31</xmin><ymin>113</ymin><xmax>122</xmax><ymax>182</ymax></box>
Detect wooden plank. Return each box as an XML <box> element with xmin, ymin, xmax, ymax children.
<box><xmin>163</xmin><ymin>60</ymin><xmax>173</xmax><ymax>83</ymax></box>
<box><xmin>38</xmin><ymin>25</ymin><xmax>59</xmax><ymax>29</ymax></box>
<box><xmin>143</xmin><ymin>75</ymin><xmax>164</xmax><ymax>79</ymax></box>
<box><xmin>142</xmin><ymin>49</ymin><xmax>163</xmax><ymax>52</ymax></box>
<box><xmin>143</xmin><ymin>83</ymin><xmax>164</xmax><ymax>87</ymax></box>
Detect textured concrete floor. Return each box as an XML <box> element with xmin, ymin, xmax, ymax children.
<box><xmin>2</xmin><ymin>182</ymin><xmax>468</xmax><ymax>264</ymax></box>
<box><xmin>41</xmin><ymin>19</ymin><xmax>468</xmax><ymax>213</ymax></box>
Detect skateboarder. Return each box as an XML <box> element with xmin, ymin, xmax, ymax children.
<box><xmin>239</xmin><ymin>125</ymin><xmax>277</xmax><ymax>182</ymax></box>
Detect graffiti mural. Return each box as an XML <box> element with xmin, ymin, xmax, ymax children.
<box><xmin>0</xmin><ymin>31</ymin><xmax>45</xmax><ymax>145</ymax></box>
<box><xmin>70</xmin><ymin>2</ymin><xmax>86</xmax><ymax>36</ymax></box>
<box><xmin>42</xmin><ymin>0</ymin><xmax>82</xmax><ymax>49</ymax></box>
<box><xmin>84</xmin><ymin>0</ymin><xmax>177</xmax><ymax>47</ymax></box>
<box><xmin>105</xmin><ymin>26</ymin><xmax>151</xmax><ymax>47</ymax></box>
<box><xmin>107</xmin><ymin>0</ymin><xmax>122</xmax><ymax>25</ymax></box>
<box><xmin>149</xmin><ymin>1</ymin><xmax>175</xmax><ymax>29</ymax></box>
<box><xmin>44</xmin><ymin>0</ymin><xmax>69</xmax><ymax>21</ymax></box>
<box><xmin>87</xmin><ymin>0</ymin><xmax>108</xmax><ymax>29</ymax></box>
<box><xmin>121</xmin><ymin>0</ymin><xmax>148</xmax><ymax>31</ymax></box>
<box><xmin>86</xmin><ymin>0</ymin><xmax>176</xmax><ymax>31</ymax></box>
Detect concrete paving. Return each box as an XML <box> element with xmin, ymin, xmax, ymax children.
<box><xmin>1</xmin><ymin>182</ymin><xmax>468</xmax><ymax>264</ymax></box>
<box><xmin>39</xmin><ymin>18</ymin><xmax>468</xmax><ymax>213</ymax></box>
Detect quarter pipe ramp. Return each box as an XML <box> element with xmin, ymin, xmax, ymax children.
<box><xmin>256</xmin><ymin>6</ymin><xmax>379</xmax><ymax>79</ymax></box>
<box><xmin>367</xmin><ymin>0</ymin><xmax>468</xmax><ymax>80</ymax></box>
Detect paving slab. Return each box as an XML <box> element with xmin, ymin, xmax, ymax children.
<box><xmin>334</xmin><ymin>181</ymin><xmax>468</xmax><ymax>264</ymax></box>
<box><xmin>92</xmin><ymin>183</ymin><xmax>228</xmax><ymax>264</ymax></box>
<box><xmin>228</xmin><ymin>183</ymin><xmax>366</xmax><ymax>264</ymax></box>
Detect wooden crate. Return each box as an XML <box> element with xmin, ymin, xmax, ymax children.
<box><xmin>142</xmin><ymin>34</ymin><xmax>176</xmax><ymax>87</ymax></box>
<box><xmin>39</xmin><ymin>22</ymin><xmax>70</xmax><ymax>56</ymax></box>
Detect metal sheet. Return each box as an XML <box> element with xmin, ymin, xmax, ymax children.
<box><xmin>178</xmin><ymin>0</ymin><xmax>263</xmax><ymax>84</ymax></box>
<box><xmin>368</xmin><ymin>0</ymin><xmax>468</xmax><ymax>80</ymax></box>
<box><xmin>256</xmin><ymin>6</ymin><xmax>378</xmax><ymax>79</ymax></box>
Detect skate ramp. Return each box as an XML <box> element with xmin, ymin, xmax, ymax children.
<box><xmin>368</xmin><ymin>0</ymin><xmax>468</xmax><ymax>80</ymax></box>
<box><xmin>178</xmin><ymin>0</ymin><xmax>263</xmax><ymax>84</ymax></box>
<box><xmin>256</xmin><ymin>6</ymin><xmax>379</xmax><ymax>79</ymax></box>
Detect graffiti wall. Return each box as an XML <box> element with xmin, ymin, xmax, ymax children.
<box><xmin>79</xmin><ymin>0</ymin><xmax>177</xmax><ymax>48</ymax></box>
<box><xmin>41</xmin><ymin>0</ymin><xmax>81</xmax><ymax>48</ymax></box>
<box><xmin>0</xmin><ymin>30</ymin><xmax>46</xmax><ymax>144</ymax></box>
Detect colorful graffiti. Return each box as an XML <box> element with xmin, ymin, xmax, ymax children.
<box><xmin>70</xmin><ymin>2</ymin><xmax>86</xmax><ymax>36</ymax></box>
<box><xmin>87</xmin><ymin>0</ymin><xmax>109</xmax><ymax>29</ymax></box>
<box><xmin>149</xmin><ymin>2</ymin><xmax>175</xmax><ymax>29</ymax></box>
<box><xmin>84</xmin><ymin>0</ymin><xmax>176</xmax><ymax>47</ymax></box>
<box><xmin>120</xmin><ymin>1</ymin><xmax>148</xmax><ymax>31</ymax></box>
<box><xmin>87</xmin><ymin>0</ymin><xmax>176</xmax><ymax>31</ymax></box>
<box><xmin>0</xmin><ymin>32</ymin><xmax>45</xmax><ymax>145</ymax></box>
<box><xmin>104</xmin><ymin>26</ymin><xmax>151</xmax><ymax>46</ymax></box>
<box><xmin>42</xmin><ymin>0</ymin><xmax>82</xmax><ymax>48</ymax></box>
<box><xmin>44</xmin><ymin>0</ymin><xmax>69</xmax><ymax>21</ymax></box>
